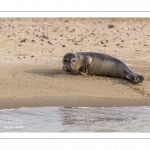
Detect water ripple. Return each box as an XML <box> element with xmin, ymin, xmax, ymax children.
<box><xmin>0</xmin><ymin>106</ymin><xmax>150</xmax><ymax>132</ymax></box>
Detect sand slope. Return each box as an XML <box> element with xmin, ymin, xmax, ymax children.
<box><xmin>0</xmin><ymin>18</ymin><xmax>150</xmax><ymax>109</ymax></box>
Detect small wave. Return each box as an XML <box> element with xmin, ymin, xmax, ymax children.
<box><xmin>0</xmin><ymin>108</ymin><xmax>16</xmax><ymax>112</ymax></box>
<box><xmin>142</xmin><ymin>107</ymin><xmax>150</xmax><ymax>110</ymax></box>
<box><xmin>18</xmin><ymin>107</ymin><xmax>28</xmax><ymax>110</ymax></box>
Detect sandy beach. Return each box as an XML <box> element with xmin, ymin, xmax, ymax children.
<box><xmin>0</xmin><ymin>18</ymin><xmax>150</xmax><ymax>109</ymax></box>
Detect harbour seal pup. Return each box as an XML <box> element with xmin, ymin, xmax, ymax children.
<box><xmin>62</xmin><ymin>52</ymin><xmax>144</xmax><ymax>83</ymax></box>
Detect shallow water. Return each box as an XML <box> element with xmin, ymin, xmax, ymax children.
<box><xmin>0</xmin><ymin>106</ymin><xmax>150</xmax><ymax>132</ymax></box>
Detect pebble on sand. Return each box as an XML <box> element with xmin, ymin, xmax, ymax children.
<box><xmin>108</xmin><ymin>24</ymin><xmax>114</xmax><ymax>28</ymax></box>
<box><xmin>47</xmin><ymin>41</ymin><xmax>52</xmax><ymax>44</ymax></box>
<box><xmin>21</xmin><ymin>38</ymin><xmax>27</xmax><ymax>42</ymax></box>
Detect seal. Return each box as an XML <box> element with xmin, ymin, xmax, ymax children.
<box><xmin>62</xmin><ymin>52</ymin><xmax>144</xmax><ymax>83</ymax></box>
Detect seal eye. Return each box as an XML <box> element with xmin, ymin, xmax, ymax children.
<box><xmin>72</xmin><ymin>59</ymin><xmax>76</xmax><ymax>62</ymax></box>
<box><xmin>64</xmin><ymin>60</ymin><xmax>67</xmax><ymax>63</ymax></box>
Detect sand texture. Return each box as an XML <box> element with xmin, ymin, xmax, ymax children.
<box><xmin>0</xmin><ymin>18</ymin><xmax>150</xmax><ymax>109</ymax></box>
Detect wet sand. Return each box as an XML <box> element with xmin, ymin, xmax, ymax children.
<box><xmin>0</xmin><ymin>18</ymin><xmax>150</xmax><ymax>109</ymax></box>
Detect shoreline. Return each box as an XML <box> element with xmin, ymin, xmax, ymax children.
<box><xmin>1</xmin><ymin>96</ymin><xmax>150</xmax><ymax>110</ymax></box>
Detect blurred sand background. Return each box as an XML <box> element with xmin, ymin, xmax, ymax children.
<box><xmin>0</xmin><ymin>18</ymin><xmax>150</xmax><ymax>109</ymax></box>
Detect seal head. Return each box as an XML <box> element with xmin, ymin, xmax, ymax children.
<box><xmin>62</xmin><ymin>53</ymin><xmax>79</xmax><ymax>74</ymax></box>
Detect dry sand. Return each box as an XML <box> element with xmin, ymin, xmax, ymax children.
<box><xmin>0</xmin><ymin>18</ymin><xmax>150</xmax><ymax>109</ymax></box>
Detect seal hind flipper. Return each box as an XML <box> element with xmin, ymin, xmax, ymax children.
<box><xmin>125</xmin><ymin>72</ymin><xmax>144</xmax><ymax>83</ymax></box>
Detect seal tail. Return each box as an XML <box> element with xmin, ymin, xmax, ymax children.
<box><xmin>125</xmin><ymin>71</ymin><xmax>144</xmax><ymax>83</ymax></box>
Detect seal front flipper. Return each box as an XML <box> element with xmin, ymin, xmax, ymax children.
<box><xmin>125</xmin><ymin>71</ymin><xmax>144</xmax><ymax>83</ymax></box>
<box><xmin>78</xmin><ymin>71</ymin><xmax>88</xmax><ymax>76</ymax></box>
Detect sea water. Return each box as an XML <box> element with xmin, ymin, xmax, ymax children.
<box><xmin>0</xmin><ymin>106</ymin><xmax>150</xmax><ymax>132</ymax></box>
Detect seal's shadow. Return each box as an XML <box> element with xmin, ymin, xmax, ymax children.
<box><xmin>25</xmin><ymin>68</ymin><xmax>132</xmax><ymax>84</ymax></box>
<box><xmin>25</xmin><ymin>69</ymin><xmax>71</xmax><ymax>77</ymax></box>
